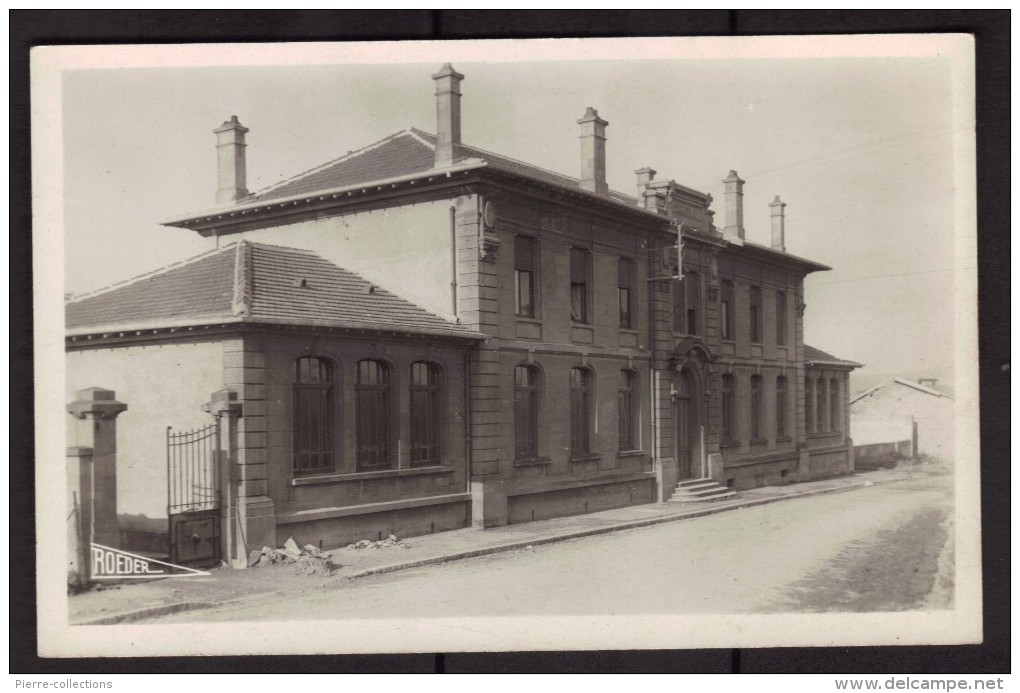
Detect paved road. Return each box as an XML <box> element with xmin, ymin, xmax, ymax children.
<box><xmin>159</xmin><ymin>475</ymin><xmax>952</xmax><ymax>621</ymax></box>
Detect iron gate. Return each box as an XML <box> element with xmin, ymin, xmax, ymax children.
<box><xmin>167</xmin><ymin>422</ymin><xmax>221</xmax><ymax>568</ymax></box>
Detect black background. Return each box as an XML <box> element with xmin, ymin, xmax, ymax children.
<box><xmin>10</xmin><ymin>9</ymin><xmax>1010</xmax><ymax>674</ymax></box>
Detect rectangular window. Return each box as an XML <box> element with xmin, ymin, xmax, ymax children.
<box><xmin>805</xmin><ymin>377</ymin><xmax>815</xmax><ymax>434</ymax></box>
<box><xmin>750</xmin><ymin>375</ymin><xmax>763</xmax><ymax>440</ymax></box>
<box><xmin>672</xmin><ymin>271</ymin><xmax>701</xmax><ymax>335</ymax></box>
<box><xmin>514</xmin><ymin>236</ymin><xmax>536</xmax><ymax>318</ymax></box>
<box><xmin>721</xmin><ymin>374</ymin><xmax>735</xmax><ymax>443</ymax></box>
<box><xmin>721</xmin><ymin>280</ymin><xmax>734</xmax><ymax>340</ymax></box>
<box><xmin>570</xmin><ymin>367</ymin><xmax>592</xmax><ymax>456</ymax></box>
<box><xmin>776</xmin><ymin>376</ymin><xmax>788</xmax><ymax>439</ymax></box>
<box><xmin>829</xmin><ymin>378</ymin><xmax>840</xmax><ymax>433</ymax></box>
<box><xmin>816</xmin><ymin>378</ymin><xmax>828</xmax><ymax>434</ymax></box>
<box><xmin>672</xmin><ymin>277</ymin><xmax>685</xmax><ymax>332</ymax></box>
<box><xmin>618</xmin><ymin>370</ymin><xmax>637</xmax><ymax>451</ymax></box>
<box><xmin>514</xmin><ymin>365</ymin><xmax>539</xmax><ymax>458</ymax></box>
<box><xmin>776</xmin><ymin>291</ymin><xmax>788</xmax><ymax>346</ymax></box>
<box><xmin>750</xmin><ymin>286</ymin><xmax>762</xmax><ymax>343</ymax></box>
<box><xmin>618</xmin><ymin>257</ymin><xmax>635</xmax><ymax>329</ymax></box>
<box><xmin>686</xmin><ymin>271</ymin><xmax>700</xmax><ymax>336</ymax></box>
<box><xmin>570</xmin><ymin>248</ymin><xmax>590</xmax><ymax>324</ymax></box>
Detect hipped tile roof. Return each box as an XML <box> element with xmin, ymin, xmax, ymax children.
<box><xmin>66</xmin><ymin>241</ymin><xmax>480</xmax><ymax>340</ymax></box>
<box><xmin>804</xmin><ymin>345</ymin><xmax>862</xmax><ymax>368</ymax></box>
<box><xmin>251</xmin><ymin>128</ymin><xmax>639</xmax><ymax>207</ymax></box>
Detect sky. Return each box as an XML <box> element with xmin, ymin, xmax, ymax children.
<box><xmin>47</xmin><ymin>36</ymin><xmax>975</xmax><ymax>387</ymax></box>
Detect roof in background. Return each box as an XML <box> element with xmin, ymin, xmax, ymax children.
<box><xmin>849</xmin><ymin>377</ymin><xmax>952</xmax><ymax>405</ymax></box>
<box><xmin>66</xmin><ymin>241</ymin><xmax>481</xmax><ymax>340</ymax></box>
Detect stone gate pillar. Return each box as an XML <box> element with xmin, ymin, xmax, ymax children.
<box><xmin>67</xmin><ymin>387</ymin><xmax>128</xmax><ymax>548</ymax></box>
<box><xmin>66</xmin><ymin>445</ymin><xmax>94</xmax><ymax>589</ymax></box>
<box><xmin>203</xmin><ymin>389</ymin><xmax>244</xmax><ymax>568</ymax></box>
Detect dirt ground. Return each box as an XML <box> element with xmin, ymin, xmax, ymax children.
<box><xmin>769</xmin><ymin>504</ymin><xmax>953</xmax><ymax>612</ymax></box>
<box><xmin>70</xmin><ymin>541</ymin><xmax>413</xmax><ymax>622</ymax></box>
<box><xmin>153</xmin><ymin>472</ymin><xmax>954</xmax><ymax>622</ymax></box>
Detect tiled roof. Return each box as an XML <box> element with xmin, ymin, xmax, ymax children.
<box><xmin>255</xmin><ymin>132</ymin><xmax>437</xmax><ymax>203</ymax></box>
<box><xmin>66</xmin><ymin>241</ymin><xmax>480</xmax><ymax>340</ymax></box>
<box><xmin>252</xmin><ymin>128</ymin><xmax>639</xmax><ymax>206</ymax></box>
<box><xmin>65</xmin><ymin>249</ymin><xmax>236</xmax><ymax>329</ymax></box>
<box><xmin>804</xmin><ymin>344</ymin><xmax>862</xmax><ymax>368</ymax></box>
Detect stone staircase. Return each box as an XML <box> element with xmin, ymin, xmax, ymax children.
<box><xmin>668</xmin><ymin>478</ymin><xmax>737</xmax><ymax>503</ymax></box>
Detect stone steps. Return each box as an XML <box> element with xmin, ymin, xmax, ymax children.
<box><xmin>668</xmin><ymin>478</ymin><xmax>737</xmax><ymax>503</ymax></box>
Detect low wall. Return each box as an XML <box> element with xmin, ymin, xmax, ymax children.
<box><xmin>507</xmin><ymin>477</ymin><xmax>655</xmax><ymax>524</ymax></box>
<box><xmin>854</xmin><ymin>440</ymin><xmax>912</xmax><ymax>469</ymax></box>
<box><xmin>277</xmin><ymin>498</ymin><xmax>471</xmax><ymax>550</ymax></box>
<box><xmin>723</xmin><ymin>455</ymin><xmax>799</xmax><ymax>491</ymax></box>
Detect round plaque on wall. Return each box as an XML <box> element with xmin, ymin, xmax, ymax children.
<box><xmin>482</xmin><ymin>200</ymin><xmax>496</xmax><ymax>229</ymax></box>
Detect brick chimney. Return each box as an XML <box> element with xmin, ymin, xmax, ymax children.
<box><xmin>578</xmin><ymin>107</ymin><xmax>609</xmax><ymax>197</ymax></box>
<box><xmin>431</xmin><ymin>63</ymin><xmax>464</xmax><ymax>168</ymax></box>
<box><xmin>214</xmin><ymin>116</ymin><xmax>249</xmax><ymax>205</ymax></box>
<box><xmin>769</xmin><ymin>195</ymin><xmax>787</xmax><ymax>251</ymax></box>
<box><xmin>723</xmin><ymin>170</ymin><xmax>745</xmax><ymax>241</ymax></box>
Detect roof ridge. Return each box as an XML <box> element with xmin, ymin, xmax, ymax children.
<box><xmin>66</xmin><ymin>245</ymin><xmax>230</xmax><ymax>304</ymax></box>
<box><xmin>405</xmin><ymin>127</ymin><xmax>436</xmax><ymax>149</ymax></box>
<box><xmin>251</xmin><ymin>130</ymin><xmax>418</xmax><ymax>199</ymax></box>
<box><xmin>231</xmin><ymin>241</ymin><xmax>253</xmax><ymax>317</ymax></box>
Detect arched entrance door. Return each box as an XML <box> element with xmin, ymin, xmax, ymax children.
<box><xmin>675</xmin><ymin>368</ymin><xmax>702</xmax><ymax>480</ymax></box>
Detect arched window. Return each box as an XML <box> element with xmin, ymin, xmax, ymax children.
<box><xmin>816</xmin><ymin>377</ymin><xmax>828</xmax><ymax>434</ymax></box>
<box><xmin>356</xmin><ymin>359</ymin><xmax>391</xmax><ymax>470</ymax></box>
<box><xmin>570</xmin><ymin>367</ymin><xmax>594</xmax><ymax>456</ymax></box>
<box><xmin>293</xmin><ymin>356</ymin><xmax>334</xmax><ymax>475</ymax></box>
<box><xmin>618</xmin><ymin>370</ymin><xmax>638</xmax><ymax>451</ymax></box>
<box><xmin>514</xmin><ymin>365</ymin><xmax>540</xmax><ymax>459</ymax></box>
<box><xmin>410</xmin><ymin>362</ymin><xmax>441</xmax><ymax>467</ymax></box>
<box><xmin>776</xmin><ymin>375</ymin><xmax>788</xmax><ymax>439</ymax></box>
<box><xmin>750</xmin><ymin>374</ymin><xmax>763</xmax><ymax>440</ymax></box>
<box><xmin>829</xmin><ymin>377</ymin><xmax>841</xmax><ymax>433</ymax></box>
<box><xmin>721</xmin><ymin>373</ymin><xmax>736</xmax><ymax>443</ymax></box>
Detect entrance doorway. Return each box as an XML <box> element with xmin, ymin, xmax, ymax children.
<box><xmin>675</xmin><ymin>368</ymin><xmax>702</xmax><ymax>480</ymax></box>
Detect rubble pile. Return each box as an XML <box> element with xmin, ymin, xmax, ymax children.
<box><xmin>345</xmin><ymin>534</ymin><xmax>412</xmax><ymax>550</ymax></box>
<box><xmin>249</xmin><ymin>537</ymin><xmax>339</xmax><ymax>576</ymax></box>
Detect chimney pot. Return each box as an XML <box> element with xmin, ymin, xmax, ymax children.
<box><xmin>578</xmin><ymin>107</ymin><xmax>609</xmax><ymax>197</ymax></box>
<box><xmin>722</xmin><ymin>170</ymin><xmax>745</xmax><ymax>241</ymax></box>
<box><xmin>431</xmin><ymin>63</ymin><xmax>465</xmax><ymax>168</ymax></box>
<box><xmin>213</xmin><ymin>115</ymin><xmax>249</xmax><ymax>205</ymax></box>
<box><xmin>769</xmin><ymin>195</ymin><xmax>786</xmax><ymax>252</ymax></box>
